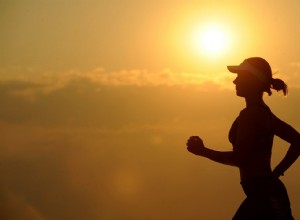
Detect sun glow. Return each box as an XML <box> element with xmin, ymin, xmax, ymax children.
<box><xmin>190</xmin><ymin>23</ymin><xmax>230</xmax><ymax>57</ymax></box>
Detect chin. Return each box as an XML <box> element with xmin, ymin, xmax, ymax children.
<box><xmin>236</xmin><ymin>91</ymin><xmax>245</xmax><ymax>97</ymax></box>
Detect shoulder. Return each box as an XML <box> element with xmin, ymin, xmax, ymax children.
<box><xmin>239</xmin><ymin>105</ymin><xmax>270</xmax><ymax>122</ymax></box>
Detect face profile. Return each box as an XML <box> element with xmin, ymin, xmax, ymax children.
<box><xmin>233</xmin><ymin>71</ymin><xmax>263</xmax><ymax>97</ymax></box>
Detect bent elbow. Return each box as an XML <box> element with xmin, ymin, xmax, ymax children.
<box><xmin>290</xmin><ymin>137</ymin><xmax>300</xmax><ymax>157</ymax></box>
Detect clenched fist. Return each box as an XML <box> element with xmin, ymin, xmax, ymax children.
<box><xmin>186</xmin><ymin>136</ymin><xmax>206</xmax><ymax>156</ymax></box>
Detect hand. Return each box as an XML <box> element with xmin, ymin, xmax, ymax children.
<box><xmin>186</xmin><ymin>136</ymin><xmax>206</xmax><ymax>156</ymax></box>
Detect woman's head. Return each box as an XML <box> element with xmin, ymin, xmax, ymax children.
<box><xmin>228</xmin><ymin>57</ymin><xmax>288</xmax><ymax>97</ymax></box>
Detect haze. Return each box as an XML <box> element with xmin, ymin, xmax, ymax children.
<box><xmin>1</xmin><ymin>1</ymin><xmax>300</xmax><ymax>219</ymax></box>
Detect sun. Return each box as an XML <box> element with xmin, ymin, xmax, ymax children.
<box><xmin>201</xmin><ymin>28</ymin><xmax>226</xmax><ymax>53</ymax></box>
<box><xmin>190</xmin><ymin>24</ymin><xmax>230</xmax><ymax>57</ymax></box>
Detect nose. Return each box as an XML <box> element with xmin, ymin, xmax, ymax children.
<box><xmin>233</xmin><ymin>77</ymin><xmax>237</xmax><ymax>84</ymax></box>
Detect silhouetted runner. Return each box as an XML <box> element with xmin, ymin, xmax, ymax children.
<box><xmin>187</xmin><ymin>57</ymin><xmax>300</xmax><ymax>219</ymax></box>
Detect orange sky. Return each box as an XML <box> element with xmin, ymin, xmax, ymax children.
<box><xmin>1</xmin><ymin>1</ymin><xmax>300</xmax><ymax>219</ymax></box>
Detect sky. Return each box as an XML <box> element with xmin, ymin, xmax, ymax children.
<box><xmin>1</xmin><ymin>0</ymin><xmax>300</xmax><ymax>219</ymax></box>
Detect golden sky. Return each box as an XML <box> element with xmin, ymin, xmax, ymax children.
<box><xmin>1</xmin><ymin>1</ymin><xmax>300</xmax><ymax>219</ymax></box>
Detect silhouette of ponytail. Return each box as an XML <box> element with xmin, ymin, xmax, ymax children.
<box><xmin>265</xmin><ymin>77</ymin><xmax>288</xmax><ymax>96</ymax></box>
<box><xmin>271</xmin><ymin>78</ymin><xmax>288</xmax><ymax>96</ymax></box>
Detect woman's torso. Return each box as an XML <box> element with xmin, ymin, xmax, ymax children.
<box><xmin>229</xmin><ymin>104</ymin><xmax>274</xmax><ymax>181</ymax></box>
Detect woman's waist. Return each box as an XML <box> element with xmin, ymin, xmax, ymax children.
<box><xmin>240</xmin><ymin>173</ymin><xmax>273</xmax><ymax>184</ymax></box>
<box><xmin>240</xmin><ymin>175</ymin><xmax>287</xmax><ymax>198</ymax></box>
<box><xmin>239</xmin><ymin>163</ymin><xmax>272</xmax><ymax>181</ymax></box>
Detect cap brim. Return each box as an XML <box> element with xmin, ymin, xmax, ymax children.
<box><xmin>227</xmin><ymin>65</ymin><xmax>241</xmax><ymax>73</ymax></box>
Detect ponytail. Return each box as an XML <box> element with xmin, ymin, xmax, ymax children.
<box><xmin>271</xmin><ymin>78</ymin><xmax>288</xmax><ymax>96</ymax></box>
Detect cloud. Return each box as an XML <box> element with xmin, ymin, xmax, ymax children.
<box><xmin>2</xmin><ymin>65</ymin><xmax>299</xmax><ymax>101</ymax></box>
<box><xmin>84</xmin><ymin>68</ymin><xmax>232</xmax><ymax>87</ymax></box>
<box><xmin>0</xmin><ymin>66</ymin><xmax>233</xmax><ymax>99</ymax></box>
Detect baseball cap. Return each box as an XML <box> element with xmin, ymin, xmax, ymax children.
<box><xmin>227</xmin><ymin>57</ymin><xmax>272</xmax><ymax>83</ymax></box>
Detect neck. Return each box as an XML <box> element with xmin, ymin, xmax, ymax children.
<box><xmin>245</xmin><ymin>95</ymin><xmax>265</xmax><ymax>108</ymax></box>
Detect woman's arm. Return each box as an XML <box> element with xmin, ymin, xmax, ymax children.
<box><xmin>273</xmin><ymin>143</ymin><xmax>300</xmax><ymax>177</ymax></box>
<box><xmin>272</xmin><ymin>115</ymin><xmax>300</xmax><ymax>176</ymax></box>
<box><xmin>186</xmin><ymin>108</ymin><xmax>263</xmax><ymax>168</ymax></box>
<box><xmin>186</xmin><ymin>136</ymin><xmax>238</xmax><ymax>167</ymax></box>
